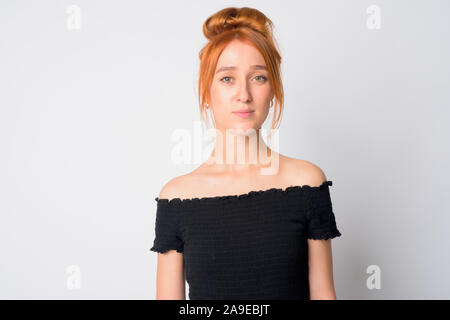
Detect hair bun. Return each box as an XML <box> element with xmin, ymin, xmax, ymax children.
<box><xmin>203</xmin><ymin>7</ymin><xmax>273</xmax><ymax>41</ymax></box>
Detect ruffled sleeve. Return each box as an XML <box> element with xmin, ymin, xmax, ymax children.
<box><xmin>149</xmin><ymin>198</ymin><xmax>184</xmax><ymax>253</ymax></box>
<box><xmin>305</xmin><ymin>181</ymin><xmax>342</xmax><ymax>240</ymax></box>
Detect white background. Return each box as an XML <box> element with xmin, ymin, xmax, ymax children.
<box><xmin>1</xmin><ymin>0</ymin><xmax>449</xmax><ymax>299</ymax></box>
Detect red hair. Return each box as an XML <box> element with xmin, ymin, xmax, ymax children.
<box><xmin>198</xmin><ymin>7</ymin><xmax>284</xmax><ymax>131</ymax></box>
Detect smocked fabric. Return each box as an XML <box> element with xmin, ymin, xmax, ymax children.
<box><xmin>150</xmin><ymin>180</ymin><xmax>342</xmax><ymax>300</ymax></box>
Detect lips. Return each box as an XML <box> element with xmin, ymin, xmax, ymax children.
<box><xmin>232</xmin><ymin>110</ymin><xmax>254</xmax><ymax>118</ymax></box>
<box><xmin>233</xmin><ymin>109</ymin><xmax>254</xmax><ymax>113</ymax></box>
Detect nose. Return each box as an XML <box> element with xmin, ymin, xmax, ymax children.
<box><xmin>236</xmin><ymin>78</ymin><xmax>252</xmax><ymax>103</ymax></box>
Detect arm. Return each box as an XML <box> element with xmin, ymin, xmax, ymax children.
<box><xmin>297</xmin><ymin>160</ymin><xmax>339</xmax><ymax>299</ymax></box>
<box><xmin>154</xmin><ymin>176</ymin><xmax>187</xmax><ymax>300</ymax></box>
<box><xmin>308</xmin><ymin>239</ymin><xmax>337</xmax><ymax>299</ymax></box>
<box><xmin>155</xmin><ymin>250</ymin><xmax>185</xmax><ymax>300</ymax></box>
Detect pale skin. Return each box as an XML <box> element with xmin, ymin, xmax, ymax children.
<box><xmin>155</xmin><ymin>39</ymin><xmax>337</xmax><ymax>300</ymax></box>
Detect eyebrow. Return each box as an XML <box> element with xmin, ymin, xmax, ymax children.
<box><xmin>215</xmin><ymin>65</ymin><xmax>268</xmax><ymax>74</ymax></box>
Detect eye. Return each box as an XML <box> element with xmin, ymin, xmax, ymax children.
<box><xmin>255</xmin><ymin>75</ymin><xmax>268</xmax><ymax>82</ymax></box>
<box><xmin>220</xmin><ymin>76</ymin><xmax>233</xmax><ymax>83</ymax></box>
<box><xmin>219</xmin><ymin>75</ymin><xmax>268</xmax><ymax>84</ymax></box>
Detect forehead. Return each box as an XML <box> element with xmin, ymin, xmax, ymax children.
<box><xmin>215</xmin><ymin>40</ymin><xmax>266</xmax><ymax>70</ymax></box>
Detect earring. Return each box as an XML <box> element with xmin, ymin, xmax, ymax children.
<box><xmin>269</xmin><ymin>100</ymin><xmax>274</xmax><ymax>108</ymax></box>
<box><xmin>206</xmin><ymin>103</ymin><xmax>209</xmax><ymax>108</ymax></box>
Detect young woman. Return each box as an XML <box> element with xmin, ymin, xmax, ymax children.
<box><xmin>150</xmin><ymin>7</ymin><xmax>342</xmax><ymax>300</ymax></box>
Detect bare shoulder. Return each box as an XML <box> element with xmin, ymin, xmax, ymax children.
<box><xmin>284</xmin><ymin>156</ymin><xmax>328</xmax><ymax>187</ymax></box>
<box><xmin>158</xmin><ymin>174</ymin><xmax>194</xmax><ymax>201</ymax></box>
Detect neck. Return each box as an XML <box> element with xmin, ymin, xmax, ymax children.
<box><xmin>205</xmin><ymin>127</ymin><xmax>279</xmax><ymax>175</ymax></box>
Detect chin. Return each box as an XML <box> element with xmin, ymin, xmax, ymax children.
<box><xmin>228</xmin><ymin>126</ymin><xmax>258</xmax><ymax>136</ymax></box>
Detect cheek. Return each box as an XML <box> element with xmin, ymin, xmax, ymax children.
<box><xmin>211</xmin><ymin>85</ymin><xmax>232</xmax><ymax>103</ymax></box>
<box><xmin>256</xmin><ymin>105</ymin><xmax>271</xmax><ymax>122</ymax></box>
<box><xmin>255</xmin><ymin>84</ymin><xmax>272</xmax><ymax>100</ymax></box>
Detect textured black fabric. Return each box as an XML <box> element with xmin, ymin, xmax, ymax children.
<box><xmin>150</xmin><ymin>180</ymin><xmax>342</xmax><ymax>300</ymax></box>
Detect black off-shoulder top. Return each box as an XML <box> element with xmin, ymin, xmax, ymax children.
<box><xmin>149</xmin><ymin>180</ymin><xmax>342</xmax><ymax>300</ymax></box>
